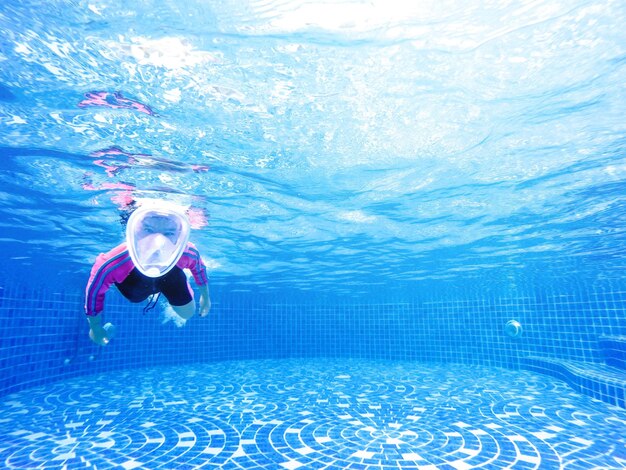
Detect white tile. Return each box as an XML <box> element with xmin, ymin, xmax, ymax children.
<box><xmin>450</xmin><ymin>460</ymin><xmax>473</xmax><ymax>470</ymax></box>
<box><xmin>386</xmin><ymin>437</ymin><xmax>403</xmax><ymax>445</ymax></box>
<box><xmin>121</xmin><ymin>460</ymin><xmax>143</xmax><ymax>470</ymax></box>
<box><xmin>280</xmin><ymin>459</ymin><xmax>304</xmax><ymax>469</ymax></box>
<box><xmin>296</xmin><ymin>446</ymin><xmax>314</xmax><ymax>455</ymax></box>
<box><xmin>518</xmin><ymin>454</ymin><xmax>541</xmax><ymax>464</ymax></box>
<box><xmin>202</xmin><ymin>446</ymin><xmax>222</xmax><ymax>455</ymax></box>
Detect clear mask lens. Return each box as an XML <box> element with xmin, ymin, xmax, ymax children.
<box><xmin>126</xmin><ymin>206</ymin><xmax>190</xmax><ymax>277</ymax></box>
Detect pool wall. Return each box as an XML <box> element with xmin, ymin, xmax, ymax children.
<box><xmin>0</xmin><ymin>279</ymin><xmax>624</xmax><ymax>406</ymax></box>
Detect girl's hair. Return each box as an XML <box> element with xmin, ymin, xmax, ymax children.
<box><xmin>119</xmin><ymin>199</ymin><xmax>138</xmax><ymax>228</ymax></box>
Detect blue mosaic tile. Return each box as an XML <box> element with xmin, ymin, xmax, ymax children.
<box><xmin>0</xmin><ymin>359</ymin><xmax>624</xmax><ymax>469</ymax></box>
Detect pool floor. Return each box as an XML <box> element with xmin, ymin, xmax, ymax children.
<box><xmin>0</xmin><ymin>359</ymin><xmax>624</xmax><ymax>469</ymax></box>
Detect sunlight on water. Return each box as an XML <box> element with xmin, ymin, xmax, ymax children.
<box><xmin>0</xmin><ymin>0</ymin><xmax>625</xmax><ymax>296</ymax></box>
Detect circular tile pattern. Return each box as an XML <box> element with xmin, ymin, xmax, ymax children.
<box><xmin>0</xmin><ymin>359</ymin><xmax>624</xmax><ymax>469</ymax></box>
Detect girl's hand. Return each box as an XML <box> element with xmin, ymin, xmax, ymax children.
<box><xmin>89</xmin><ymin>322</ymin><xmax>115</xmax><ymax>345</ymax></box>
<box><xmin>89</xmin><ymin>326</ymin><xmax>110</xmax><ymax>346</ymax></box>
<box><xmin>199</xmin><ymin>294</ymin><xmax>211</xmax><ymax>317</ymax></box>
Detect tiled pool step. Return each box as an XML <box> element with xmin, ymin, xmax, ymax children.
<box><xmin>599</xmin><ymin>335</ymin><xmax>626</xmax><ymax>370</ymax></box>
<box><xmin>520</xmin><ymin>356</ymin><xmax>626</xmax><ymax>409</ymax></box>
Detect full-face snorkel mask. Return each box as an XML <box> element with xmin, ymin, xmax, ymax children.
<box><xmin>126</xmin><ymin>204</ymin><xmax>190</xmax><ymax>278</ymax></box>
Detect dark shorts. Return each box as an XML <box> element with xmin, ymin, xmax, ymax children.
<box><xmin>115</xmin><ymin>266</ymin><xmax>192</xmax><ymax>306</ymax></box>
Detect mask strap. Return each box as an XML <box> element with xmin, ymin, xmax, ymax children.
<box><xmin>143</xmin><ymin>292</ymin><xmax>161</xmax><ymax>314</ymax></box>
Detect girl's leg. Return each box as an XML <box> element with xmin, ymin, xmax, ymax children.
<box><xmin>171</xmin><ymin>300</ymin><xmax>195</xmax><ymax>320</ymax></box>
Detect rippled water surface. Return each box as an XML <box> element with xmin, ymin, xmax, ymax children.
<box><xmin>0</xmin><ymin>0</ymin><xmax>625</xmax><ymax>296</ymax></box>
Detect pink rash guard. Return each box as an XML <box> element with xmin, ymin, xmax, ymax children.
<box><xmin>85</xmin><ymin>241</ymin><xmax>208</xmax><ymax>317</ymax></box>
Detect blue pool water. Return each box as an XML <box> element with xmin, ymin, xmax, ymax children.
<box><xmin>1</xmin><ymin>0</ymin><xmax>626</xmax><ymax>468</ymax></box>
<box><xmin>1</xmin><ymin>359</ymin><xmax>625</xmax><ymax>469</ymax></box>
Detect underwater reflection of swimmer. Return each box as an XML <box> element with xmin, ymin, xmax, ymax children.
<box><xmin>84</xmin><ymin>202</ymin><xmax>211</xmax><ymax>346</ymax></box>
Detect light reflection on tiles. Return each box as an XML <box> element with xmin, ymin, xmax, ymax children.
<box><xmin>0</xmin><ymin>359</ymin><xmax>624</xmax><ymax>469</ymax></box>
